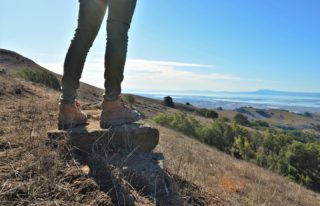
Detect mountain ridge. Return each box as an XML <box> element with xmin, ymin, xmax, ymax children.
<box><xmin>126</xmin><ymin>89</ymin><xmax>320</xmax><ymax>97</ymax></box>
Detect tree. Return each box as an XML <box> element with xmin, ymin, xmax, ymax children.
<box><xmin>282</xmin><ymin>142</ymin><xmax>320</xmax><ymax>190</ymax></box>
<box><xmin>233</xmin><ymin>113</ymin><xmax>250</xmax><ymax>126</ymax></box>
<box><xmin>195</xmin><ymin>121</ymin><xmax>232</xmax><ymax>151</ymax></box>
<box><xmin>163</xmin><ymin>96</ymin><xmax>175</xmax><ymax>108</ymax></box>
<box><xmin>195</xmin><ymin>108</ymin><xmax>219</xmax><ymax>119</ymax></box>
<box><xmin>231</xmin><ymin>136</ymin><xmax>255</xmax><ymax>160</ymax></box>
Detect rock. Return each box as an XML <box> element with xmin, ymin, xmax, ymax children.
<box><xmin>0</xmin><ymin>68</ymin><xmax>7</xmax><ymax>75</ymax></box>
<box><xmin>47</xmin><ymin>122</ymin><xmax>159</xmax><ymax>153</ymax></box>
<box><xmin>47</xmin><ymin>121</ymin><xmax>171</xmax><ymax>205</ymax></box>
<box><xmin>15</xmin><ymin>88</ymin><xmax>22</xmax><ymax>95</ymax></box>
<box><xmin>163</xmin><ymin>96</ymin><xmax>175</xmax><ymax>108</ymax></box>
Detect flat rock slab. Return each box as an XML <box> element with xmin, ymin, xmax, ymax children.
<box><xmin>47</xmin><ymin>122</ymin><xmax>159</xmax><ymax>152</ymax></box>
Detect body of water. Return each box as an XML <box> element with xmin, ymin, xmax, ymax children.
<box><xmin>133</xmin><ymin>92</ymin><xmax>320</xmax><ymax>114</ymax></box>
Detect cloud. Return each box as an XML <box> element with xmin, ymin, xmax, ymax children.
<box><xmin>40</xmin><ymin>58</ymin><xmax>253</xmax><ymax>91</ymax></box>
<box><xmin>122</xmin><ymin>59</ymin><xmax>242</xmax><ymax>90</ymax></box>
<box><xmin>126</xmin><ymin>59</ymin><xmax>215</xmax><ymax>68</ymax></box>
<box><xmin>124</xmin><ymin>59</ymin><xmax>236</xmax><ymax>80</ymax></box>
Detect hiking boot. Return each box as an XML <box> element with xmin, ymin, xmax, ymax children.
<box><xmin>58</xmin><ymin>100</ymin><xmax>88</xmax><ymax>129</ymax></box>
<box><xmin>100</xmin><ymin>96</ymin><xmax>141</xmax><ymax>128</ymax></box>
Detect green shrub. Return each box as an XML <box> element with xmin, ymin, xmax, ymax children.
<box><xmin>195</xmin><ymin>108</ymin><xmax>219</xmax><ymax>119</ymax></box>
<box><xmin>16</xmin><ymin>69</ymin><xmax>60</xmax><ymax>90</ymax></box>
<box><xmin>195</xmin><ymin>120</ymin><xmax>233</xmax><ymax>151</ymax></box>
<box><xmin>153</xmin><ymin>112</ymin><xmax>320</xmax><ymax>192</ymax></box>
<box><xmin>153</xmin><ymin>113</ymin><xmax>199</xmax><ymax>137</ymax></box>
<box><xmin>256</xmin><ymin>109</ymin><xmax>272</xmax><ymax>118</ymax></box>
<box><xmin>231</xmin><ymin>136</ymin><xmax>256</xmax><ymax>160</ymax></box>
<box><xmin>303</xmin><ymin>112</ymin><xmax>312</xmax><ymax>118</ymax></box>
<box><xmin>280</xmin><ymin>142</ymin><xmax>320</xmax><ymax>190</ymax></box>
<box><xmin>252</xmin><ymin>120</ymin><xmax>269</xmax><ymax>127</ymax></box>
<box><xmin>313</xmin><ymin>124</ymin><xmax>320</xmax><ymax>132</ymax></box>
<box><xmin>233</xmin><ymin>113</ymin><xmax>250</xmax><ymax>126</ymax></box>
<box><xmin>236</xmin><ymin>107</ymin><xmax>252</xmax><ymax>115</ymax></box>
<box><xmin>285</xmin><ymin>130</ymin><xmax>320</xmax><ymax>143</ymax></box>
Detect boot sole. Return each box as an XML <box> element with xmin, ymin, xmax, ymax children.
<box><xmin>100</xmin><ymin>123</ymin><xmax>159</xmax><ymax>152</ymax></box>
<box><xmin>58</xmin><ymin>122</ymin><xmax>87</xmax><ymax>130</ymax></box>
<box><xmin>100</xmin><ymin>119</ymin><xmax>138</xmax><ymax>129</ymax></box>
<box><xmin>100</xmin><ymin>116</ymin><xmax>141</xmax><ymax>129</ymax></box>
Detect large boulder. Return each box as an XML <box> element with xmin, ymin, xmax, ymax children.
<box><xmin>47</xmin><ymin>121</ymin><xmax>175</xmax><ymax>205</ymax></box>
<box><xmin>47</xmin><ymin>122</ymin><xmax>159</xmax><ymax>153</ymax></box>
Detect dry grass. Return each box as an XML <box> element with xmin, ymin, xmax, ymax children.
<box><xmin>0</xmin><ymin>84</ymin><xmax>210</xmax><ymax>205</ymax></box>
<box><xmin>1</xmin><ymin>74</ymin><xmax>320</xmax><ymax>205</ymax></box>
<box><xmin>0</xmin><ymin>95</ymin><xmax>113</xmax><ymax>205</ymax></box>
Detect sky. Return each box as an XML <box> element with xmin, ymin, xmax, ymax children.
<box><xmin>1</xmin><ymin>0</ymin><xmax>320</xmax><ymax>93</ymax></box>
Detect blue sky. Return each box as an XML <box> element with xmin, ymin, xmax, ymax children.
<box><xmin>1</xmin><ymin>0</ymin><xmax>319</xmax><ymax>92</ymax></box>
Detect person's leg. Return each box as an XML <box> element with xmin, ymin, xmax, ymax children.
<box><xmin>103</xmin><ymin>0</ymin><xmax>137</xmax><ymax>100</ymax></box>
<box><xmin>100</xmin><ymin>0</ymin><xmax>139</xmax><ymax>128</ymax></box>
<box><xmin>61</xmin><ymin>0</ymin><xmax>108</xmax><ymax>104</ymax></box>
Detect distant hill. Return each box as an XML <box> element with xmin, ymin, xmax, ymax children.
<box><xmin>129</xmin><ymin>89</ymin><xmax>320</xmax><ymax>97</ymax></box>
<box><xmin>244</xmin><ymin>89</ymin><xmax>320</xmax><ymax>97</ymax></box>
<box><xmin>0</xmin><ymin>48</ymin><xmax>104</xmax><ymax>103</ymax></box>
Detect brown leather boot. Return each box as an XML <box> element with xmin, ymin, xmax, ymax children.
<box><xmin>58</xmin><ymin>100</ymin><xmax>88</xmax><ymax>129</ymax></box>
<box><xmin>100</xmin><ymin>96</ymin><xmax>141</xmax><ymax>128</ymax></box>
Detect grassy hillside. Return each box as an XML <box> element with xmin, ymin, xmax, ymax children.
<box><xmin>0</xmin><ymin>50</ymin><xmax>320</xmax><ymax>205</ymax></box>
<box><xmin>0</xmin><ymin>49</ymin><xmax>104</xmax><ymax>104</ymax></box>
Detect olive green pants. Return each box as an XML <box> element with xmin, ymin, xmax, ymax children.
<box><xmin>61</xmin><ymin>0</ymin><xmax>137</xmax><ymax>103</ymax></box>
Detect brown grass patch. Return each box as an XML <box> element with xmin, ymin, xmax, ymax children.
<box><xmin>219</xmin><ymin>176</ymin><xmax>242</xmax><ymax>194</ymax></box>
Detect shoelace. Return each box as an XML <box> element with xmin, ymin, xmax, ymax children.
<box><xmin>74</xmin><ymin>100</ymin><xmax>87</xmax><ymax>120</ymax></box>
<box><xmin>75</xmin><ymin>100</ymin><xmax>81</xmax><ymax>108</ymax></box>
<box><xmin>118</xmin><ymin>96</ymin><xmax>130</xmax><ymax>110</ymax></box>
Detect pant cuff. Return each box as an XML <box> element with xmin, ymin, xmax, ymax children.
<box><xmin>59</xmin><ymin>95</ymin><xmax>75</xmax><ymax>104</ymax></box>
<box><xmin>103</xmin><ymin>93</ymin><xmax>120</xmax><ymax>101</ymax></box>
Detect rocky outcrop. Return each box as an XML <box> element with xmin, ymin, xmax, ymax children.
<box><xmin>47</xmin><ymin>122</ymin><xmax>159</xmax><ymax>153</ymax></box>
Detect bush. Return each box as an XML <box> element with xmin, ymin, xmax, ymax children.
<box><xmin>280</xmin><ymin>142</ymin><xmax>320</xmax><ymax>190</ymax></box>
<box><xmin>16</xmin><ymin>69</ymin><xmax>60</xmax><ymax>90</ymax></box>
<box><xmin>253</xmin><ymin>120</ymin><xmax>269</xmax><ymax>127</ymax></box>
<box><xmin>262</xmin><ymin>132</ymin><xmax>293</xmax><ymax>156</ymax></box>
<box><xmin>196</xmin><ymin>121</ymin><xmax>233</xmax><ymax>151</ymax></box>
<box><xmin>153</xmin><ymin>113</ymin><xmax>199</xmax><ymax>137</ymax></box>
<box><xmin>153</xmin><ymin>112</ymin><xmax>320</xmax><ymax>192</ymax></box>
<box><xmin>163</xmin><ymin>96</ymin><xmax>175</xmax><ymax>108</ymax></box>
<box><xmin>195</xmin><ymin>108</ymin><xmax>219</xmax><ymax>119</ymax></box>
<box><xmin>231</xmin><ymin>136</ymin><xmax>256</xmax><ymax>160</ymax></box>
<box><xmin>256</xmin><ymin>109</ymin><xmax>272</xmax><ymax>118</ymax></box>
<box><xmin>303</xmin><ymin>112</ymin><xmax>312</xmax><ymax>118</ymax></box>
<box><xmin>313</xmin><ymin>124</ymin><xmax>320</xmax><ymax>132</ymax></box>
<box><xmin>234</xmin><ymin>113</ymin><xmax>250</xmax><ymax>126</ymax></box>
<box><xmin>236</xmin><ymin>107</ymin><xmax>252</xmax><ymax>115</ymax></box>
<box><xmin>285</xmin><ymin>130</ymin><xmax>320</xmax><ymax>143</ymax></box>
<box><xmin>221</xmin><ymin>117</ymin><xmax>230</xmax><ymax>122</ymax></box>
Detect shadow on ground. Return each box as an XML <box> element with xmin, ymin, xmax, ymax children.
<box><xmin>48</xmin><ymin>123</ymin><xmax>209</xmax><ymax>205</ymax></box>
<box><xmin>73</xmin><ymin>148</ymin><xmax>206</xmax><ymax>206</ymax></box>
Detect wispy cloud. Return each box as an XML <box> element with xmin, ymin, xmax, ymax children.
<box><xmin>40</xmin><ymin>58</ymin><xmax>259</xmax><ymax>91</ymax></box>
<box><xmin>126</xmin><ymin>59</ymin><xmax>215</xmax><ymax>68</ymax></box>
